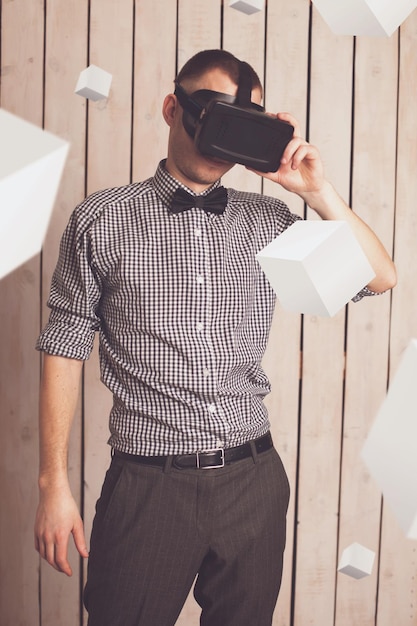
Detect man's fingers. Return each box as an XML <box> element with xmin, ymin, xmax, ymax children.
<box><xmin>281</xmin><ymin>138</ymin><xmax>320</xmax><ymax>170</ymax></box>
<box><xmin>35</xmin><ymin>529</ymin><xmax>73</xmax><ymax>576</ymax></box>
<box><xmin>54</xmin><ymin>532</ymin><xmax>73</xmax><ymax>576</ymax></box>
<box><xmin>73</xmin><ymin>519</ymin><xmax>89</xmax><ymax>559</ymax></box>
<box><xmin>276</xmin><ymin>111</ymin><xmax>300</xmax><ymax>137</ymax></box>
<box><xmin>34</xmin><ymin>489</ymin><xmax>86</xmax><ymax>575</ymax></box>
<box><xmin>281</xmin><ymin>136</ymin><xmax>304</xmax><ymax>166</ymax></box>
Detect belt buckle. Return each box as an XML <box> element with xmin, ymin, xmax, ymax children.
<box><xmin>196</xmin><ymin>448</ymin><xmax>225</xmax><ymax>469</ymax></box>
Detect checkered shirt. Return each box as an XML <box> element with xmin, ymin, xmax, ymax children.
<box><xmin>37</xmin><ymin>160</ymin><xmax>371</xmax><ymax>455</ymax></box>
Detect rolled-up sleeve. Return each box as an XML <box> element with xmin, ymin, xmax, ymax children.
<box><xmin>36</xmin><ymin>205</ymin><xmax>102</xmax><ymax>360</ymax></box>
<box><xmin>351</xmin><ymin>285</ymin><xmax>383</xmax><ymax>302</ymax></box>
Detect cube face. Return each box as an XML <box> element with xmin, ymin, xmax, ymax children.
<box><xmin>0</xmin><ymin>108</ymin><xmax>69</xmax><ymax>279</ymax></box>
<box><xmin>361</xmin><ymin>339</ymin><xmax>417</xmax><ymax>539</ymax></box>
<box><xmin>312</xmin><ymin>0</ymin><xmax>417</xmax><ymax>37</ymax></box>
<box><xmin>75</xmin><ymin>64</ymin><xmax>112</xmax><ymax>101</ymax></box>
<box><xmin>229</xmin><ymin>0</ymin><xmax>264</xmax><ymax>15</ymax></box>
<box><xmin>256</xmin><ymin>220</ymin><xmax>375</xmax><ymax>317</ymax></box>
<box><xmin>338</xmin><ymin>543</ymin><xmax>375</xmax><ymax>579</ymax></box>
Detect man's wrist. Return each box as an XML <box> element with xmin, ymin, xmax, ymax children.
<box><xmin>298</xmin><ymin>180</ymin><xmax>342</xmax><ymax>218</ymax></box>
<box><xmin>38</xmin><ymin>470</ymin><xmax>70</xmax><ymax>492</ymax></box>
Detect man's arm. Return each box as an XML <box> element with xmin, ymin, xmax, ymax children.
<box><xmin>256</xmin><ymin>112</ymin><xmax>397</xmax><ymax>294</ymax></box>
<box><xmin>34</xmin><ymin>353</ymin><xmax>89</xmax><ymax>576</ymax></box>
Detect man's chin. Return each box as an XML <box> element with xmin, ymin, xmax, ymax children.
<box><xmin>202</xmin><ymin>154</ymin><xmax>234</xmax><ymax>175</ymax></box>
<box><xmin>170</xmin><ymin>153</ymin><xmax>234</xmax><ymax>190</ymax></box>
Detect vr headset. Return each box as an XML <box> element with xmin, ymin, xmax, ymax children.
<box><xmin>174</xmin><ymin>61</ymin><xmax>294</xmax><ymax>173</ymax></box>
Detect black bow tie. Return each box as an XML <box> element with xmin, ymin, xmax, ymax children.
<box><xmin>170</xmin><ymin>186</ymin><xmax>228</xmax><ymax>215</ymax></box>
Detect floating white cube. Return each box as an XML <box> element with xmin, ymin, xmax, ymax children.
<box><xmin>229</xmin><ymin>0</ymin><xmax>264</xmax><ymax>15</ymax></box>
<box><xmin>312</xmin><ymin>0</ymin><xmax>417</xmax><ymax>37</ymax></box>
<box><xmin>75</xmin><ymin>64</ymin><xmax>112</xmax><ymax>101</ymax></box>
<box><xmin>361</xmin><ymin>339</ymin><xmax>417</xmax><ymax>539</ymax></box>
<box><xmin>0</xmin><ymin>108</ymin><xmax>69</xmax><ymax>280</ymax></box>
<box><xmin>256</xmin><ymin>220</ymin><xmax>375</xmax><ymax>317</ymax></box>
<box><xmin>338</xmin><ymin>543</ymin><xmax>375</xmax><ymax>579</ymax></box>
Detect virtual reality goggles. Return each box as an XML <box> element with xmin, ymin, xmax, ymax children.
<box><xmin>174</xmin><ymin>61</ymin><xmax>294</xmax><ymax>173</ymax></box>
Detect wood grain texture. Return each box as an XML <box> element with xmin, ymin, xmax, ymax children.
<box><xmin>177</xmin><ymin>0</ymin><xmax>221</xmax><ymax>70</ymax></box>
<box><xmin>293</xmin><ymin>9</ymin><xmax>354</xmax><ymax>625</ymax></box>
<box><xmin>132</xmin><ymin>0</ymin><xmax>177</xmax><ymax>181</ymax></box>
<box><xmin>335</xmin><ymin>32</ymin><xmax>398</xmax><ymax>626</ymax></box>
<box><xmin>0</xmin><ymin>1</ymin><xmax>45</xmax><ymax>624</ymax></box>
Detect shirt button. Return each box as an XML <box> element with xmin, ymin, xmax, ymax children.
<box><xmin>203</xmin><ymin>368</ymin><xmax>210</xmax><ymax>377</ymax></box>
<box><xmin>196</xmin><ymin>322</ymin><xmax>204</xmax><ymax>332</ymax></box>
<box><xmin>196</xmin><ymin>274</ymin><xmax>204</xmax><ymax>284</ymax></box>
<box><xmin>208</xmin><ymin>404</ymin><xmax>217</xmax><ymax>414</ymax></box>
<box><xmin>195</xmin><ymin>228</ymin><xmax>202</xmax><ymax>237</ymax></box>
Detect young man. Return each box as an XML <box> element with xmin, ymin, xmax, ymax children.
<box><xmin>34</xmin><ymin>50</ymin><xmax>396</xmax><ymax>626</ymax></box>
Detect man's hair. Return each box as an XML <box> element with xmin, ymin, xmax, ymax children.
<box><xmin>175</xmin><ymin>49</ymin><xmax>263</xmax><ymax>96</ymax></box>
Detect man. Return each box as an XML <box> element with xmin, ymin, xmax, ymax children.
<box><xmin>34</xmin><ymin>50</ymin><xmax>396</xmax><ymax>626</ymax></box>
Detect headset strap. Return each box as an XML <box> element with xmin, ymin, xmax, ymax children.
<box><xmin>174</xmin><ymin>83</ymin><xmax>203</xmax><ymax>118</ymax></box>
<box><xmin>236</xmin><ymin>61</ymin><xmax>253</xmax><ymax>108</ymax></box>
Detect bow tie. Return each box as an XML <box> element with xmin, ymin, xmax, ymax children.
<box><xmin>170</xmin><ymin>186</ymin><xmax>228</xmax><ymax>215</ymax></box>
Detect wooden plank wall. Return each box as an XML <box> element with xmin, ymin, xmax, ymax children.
<box><xmin>0</xmin><ymin>1</ymin><xmax>416</xmax><ymax>624</ymax></box>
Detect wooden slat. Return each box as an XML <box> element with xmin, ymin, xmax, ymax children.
<box><xmin>39</xmin><ymin>1</ymin><xmax>90</xmax><ymax>622</ymax></box>
<box><xmin>377</xmin><ymin>8</ymin><xmax>417</xmax><ymax>626</ymax></box>
<box><xmin>131</xmin><ymin>0</ymin><xmax>177</xmax><ymax>181</ymax></box>
<box><xmin>86</xmin><ymin>1</ymin><xmax>134</xmax><ymax>192</ymax></box>
<box><xmin>335</xmin><ymin>32</ymin><xmax>398</xmax><ymax>626</ymax></box>
<box><xmin>263</xmin><ymin>0</ymin><xmax>310</xmax><ymax>213</ymax></box>
<box><xmin>0</xmin><ymin>0</ymin><xmax>45</xmax><ymax>623</ymax></box>
<box><xmin>262</xmin><ymin>1</ymin><xmax>310</xmax><ymax>624</ymax></box>
<box><xmin>177</xmin><ymin>0</ymin><xmax>221</xmax><ymax>70</ymax></box>
<box><xmin>293</xmin><ymin>8</ymin><xmax>354</xmax><ymax>625</ymax></box>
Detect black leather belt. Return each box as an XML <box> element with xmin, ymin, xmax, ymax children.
<box><xmin>113</xmin><ymin>431</ymin><xmax>273</xmax><ymax>470</ymax></box>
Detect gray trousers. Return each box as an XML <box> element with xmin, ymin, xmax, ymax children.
<box><xmin>84</xmin><ymin>445</ymin><xmax>290</xmax><ymax>626</ymax></box>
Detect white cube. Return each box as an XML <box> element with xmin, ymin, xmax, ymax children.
<box><xmin>338</xmin><ymin>543</ymin><xmax>375</xmax><ymax>579</ymax></box>
<box><xmin>0</xmin><ymin>108</ymin><xmax>69</xmax><ymax>280</ymax></box>
<box><xmin>312</xmin><ymin>0</ymin><xmax>417</xmax><ymax>37</ymax></box>
<box><xmin>229</xmin><ymin>0</ymin><xmax>264</xmax><ymax>15</ymax></box>
<box><xmin>256</xmin><ymin>220</ymin><xmax>375</xmax><ymax>317</ymax></box>
<box><xmin>361</xmin><ymin>339</ymin><xmax>417</xmax><ymax>539</ymax></box>
<box><xmin>75</xmin><ymin>64</ymin><xmax>112</xmax><ymax>101</ymax></box>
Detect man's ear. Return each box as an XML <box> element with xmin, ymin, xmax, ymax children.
<box><xmin>162</xmin><ymin>94</ymin><xmax>178</xmax><ymax>127</ymax></box>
